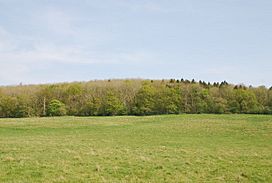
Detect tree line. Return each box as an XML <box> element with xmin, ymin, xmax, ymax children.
<box><xmin>0</xmin><ymin>79</ymin><xmax>272</xmax><ymax>118</ymax></box>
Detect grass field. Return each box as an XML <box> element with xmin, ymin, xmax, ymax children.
<box><xmin>0</xmin><ymin>115</ymin><xmax>271</xmax><ymax>182</ymax></box>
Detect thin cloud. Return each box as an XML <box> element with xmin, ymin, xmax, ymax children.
<box><xmin>37</xmin><ymin>8</ymin><xmax>77</xmax><ymax>36</ymax></box>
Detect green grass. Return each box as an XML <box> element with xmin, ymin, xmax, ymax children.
<box><xmin>0</xmin><ymin>115</ymin><xmax>271</xmax><ymax>183</ymax></box>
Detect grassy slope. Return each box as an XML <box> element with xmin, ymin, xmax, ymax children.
<box><xmin>0</xmin><ymin>115</ymin><xmax>271</xmax><ymax>183</ymax></box>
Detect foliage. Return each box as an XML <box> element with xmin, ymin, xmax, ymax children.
<box><xmin>0</xmin><ymin>95</ymin><xmax>17</xmax><ymax>118</ymax></box>
<box><xmin>132</xmin><ymin>83</ymin><xmax>156</xmax><ymax>115</ymax></box>
<box><xmin>47</xmin><ymin>99</ymin><xmax>67</xmax><ymax>116</ymax></box>
<box><xmin>229</xmin><ymin>89</ymin><xmax>260</xmax><ymax>114</ymax></box>
<box><xmin>0</xmin><ymin>79</ymin><xmax>271</xmax><ymax>117</ymax></box>
<box><xmin>102</xmin><ymin>90</ymin><xmax>126</xmax><ymax>116</ymax></box>
<box><xmin>155</xmin><ymin>86</ymin><xmax>181</xmax><ymax>114</ymax></box>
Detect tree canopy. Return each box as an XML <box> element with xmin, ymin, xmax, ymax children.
<box><xmin>0</xmin><ymin>79</ymin><xmax>271</xmax><ymax>117</ymax></box>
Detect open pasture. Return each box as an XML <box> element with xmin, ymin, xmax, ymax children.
<box><xmin>0</xmin><ymin>114</ymin><xmax>271</xmax><ymax>182</ymax></box>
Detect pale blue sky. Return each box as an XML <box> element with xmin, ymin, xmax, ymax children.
<box><xmin>0</xmin><ymin>0</ymin><xmax>271</xmax><ymax>86</ymax></box>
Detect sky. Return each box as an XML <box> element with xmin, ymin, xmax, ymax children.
<box><xmin>0</xmin><ymin>0</ymin><xmax>271</xmax><ymax>87</ymax></box>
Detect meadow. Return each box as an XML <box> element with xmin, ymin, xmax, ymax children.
<box><xmin>0</xmin><ymin>114</ymin><xmax>271</xmax><ymax>182</ymax></box>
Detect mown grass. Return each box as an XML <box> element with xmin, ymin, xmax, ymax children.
<box><xmin>0</xmin><ymin>114</ymin><xmax>271</xmax><ymax>182</ymax></box>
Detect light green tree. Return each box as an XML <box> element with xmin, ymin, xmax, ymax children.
<box><xmin>133</xmin><ymin>83</ymin><xmax>156</xmax><ymax>115</ymax></box>
<box><xmin>47</xmin><ymin>99</ymin><xmax>67</xmax><ymax>116</ymax></box>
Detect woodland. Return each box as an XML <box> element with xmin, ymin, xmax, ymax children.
<box><xmin>0</xmin><ymin>79</ymin><xmax>271</xmax><ymax>117</ymax></box>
